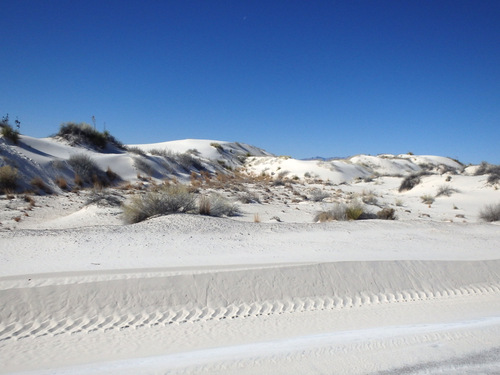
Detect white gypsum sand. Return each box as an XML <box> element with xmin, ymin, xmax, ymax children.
<box><xmin>1</xmin><ymin>135</ymin><xmax>499</xmax><ymax>374</ymax></box>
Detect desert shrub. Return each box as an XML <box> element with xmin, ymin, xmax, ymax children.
<box><xmin>377</xmin><ymin>207</ymin><xmax>396</xmax><ymax>220</ymax></box>
<box><xmin>361</xmin><ymin>190</ymin><xmax>378</xmax><ymax>205</ymax></box>
<box><xmin>55</xmin><ymin>176</ymin><xmax>68</xmax><ymax>190</ymax></box>
<box><xmin>210</xmin><ymin>142</ymin><xmax>223</xmax><ymax>151</ymax></box>
<box><xmin>436</xmin><ymin>185</ymin><xmax>459</xmax><ymax>197</ymax></box>
<box><xmin>475</xmin><ymin>162</ymin><xmax>500</xmax><ymax>184</ymax></box>
<box><xmin>487</xmin><ymin>173</ymin><xmax>500</xmax><ymax>184</ymax></box>
<box><xmin>239</xmin><ymin>192</ymin><xmax>260</xmax><ymax>204</ymax></box>
<box><xmin>0</xmin><ymin>114</ymin><xmax>20</xmax><ymax>144</ymax></box>
<box><xmin>177</xmin><ymin>152</ymin><xmax>204</xmax><ymax>171</ymax></box>
<box><xmin>345</xmin><ymin>201</ymin><xmax>364</xmax><ymax>220</ymax></box>
<box><xmin>479</xmin><ymin>203</ymin><xmax>500</xmax><ymax>222</ymax></box>
<box><xmin>68</xmin><ymin>153</ymin><xmax>100</xmax><ymax>182</ymax></box>
<box><xmin>57</xmin><ymin>122</ymin><xmax>123</xmax><ymax>150</ymax></box>
<box><xmin>122</xmin><ymin>185</ymin><xmax>197</xmax><ymax>223</ymax></box>
<box><xmin>1</xmin><ymin>123</ymin><xmax>20</xmax><ymax>144</ymax></box>
<box><xmin>149</xmin><ymin>148</ymin><xmax>172</xmax><ymax>157</ymax></box>
<box><xmin>133</xmin><ymin>157</ymin><xmax>152</xmax><ymax>175</ymax></box>
<box><xmin>399</xmin><ymin>173</ymin><xmax>423</xmax><ymax>192</ymax></box>
<box><xmin>106</xmin><ymin>166</ymin><xmax>119</xmax><ymax>182</ymax></box>
<box><xmin>309</xmin><ymin>188</ymin><xmax>330</xmax><ymax>202</ymax></box>
<box><xmin>30</xmin><ymin>177</ymin><xmax>52</xmax><ymax>194</ymax></box>
<box><xmin>85</xmin><ymin>190</ymin><xmax>123</xmax><ymax>207</ymax></box>
<box><xmin>127</xmin><ymin>146</ymin><xmax>146</xmax><ymax>155</ymax></box>
<box><xmin>421</xmin><ymin>195</ymin><xmax>435</xmax><ymax>204</ymax></box>
<box><xmin>314</xmin><ymin>202</ymin><xmax>364</xmax><ymax>222</ymax></box>
<box><xmin>0</xmin><ymin>165</ymin><xmax>18</xmax><ymax>193</ymax></box>
<box><xmin>198</xmin><ymin>194</ymin><xmax>241</xmax><ymax>217</ymax></box>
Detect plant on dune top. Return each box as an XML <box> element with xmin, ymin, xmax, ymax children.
<box><xmin>0</xmin><ymin>165</ymin><xmax>19</xmax><ymax>193</ymax></box>
<box><xmin>0</xmin><ymin>114</ymin><xmax>20</xmax><ymax>144</ymax></box>
<box><xmin>479</xmin><ymin>203</ymin><xmax>500</xmax><ymax>222</ymax></box>
<box><xmin>122</xmin><ymin>184</ymin><xmax>197</xmax><ymax>223</ymax></box>
<box><xmin>56</xmin><ymin>122</ymin><xmax>124</xmax><ymax>150</ymax></box>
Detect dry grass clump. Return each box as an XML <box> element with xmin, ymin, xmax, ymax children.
<box><xmin>122</xmin><ymin>185</ymin><xmax>197</xmax><ymax>223</ymax></box>
<box><xmin>421</xmin><ymin>194</ymin><xmax>435</xmax><ymax>205</ymax></box>
<box><xmin>0</xmin><ymin>165</ymin><xmax>18</xmax><ymax>193</ymax></box>
<box><xmin>376</xmin><ymin>207</ymin><xmax>396</xmax><ymax>220</ymax></box>
<box><xmin>314</xmin><ymin>202</ymin><xmax>364</xmax><ymax>222</ymax></box>
<box><xmin>436</xmin><ymin>185</ymin><xmax>459</xmax><ymax>197</ymax></box>
<box><xmin>198</xmin><ymin>194</ymin><xmax>241</xmax><ymax>217</ymax></box>
<box><xmin>57</xmin><ymin>122</ymin><xmax>123</xmax><ymax>149</ymax></box>
<box><xmin>30</xmin><ymin>177</ymin><xmax>52</xmax><ymax>194</ymax></box>
<box><xmin>54</xmin><ymin>176</ymin><xmax>69</xmax><ymax>190</ymax></box>
<box><xmin>479</xmin><ymin>203</ymin><xmax>500</xmax><ymax>222</ymax></box>
<box><xmin>309</xmin><ymin>188</ymin><xmax>330</xmax><ymax>202</ymax></box>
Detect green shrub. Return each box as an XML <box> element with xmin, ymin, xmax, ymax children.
<box><xmin>122</xmin><ymin>185</ymin><xmax>197</xmax><ymax>223</ymax></box>
<box><xmin>479</xmin><ymin>203</ymin><xmax>500</xmax><ymax>222</ymax></box>
<box><xmin>0</xmin><ymin>165</ymin><xmax>18</xmax><ymax>193</ymax></box>
<box><xmin>345</xmin><ymin>201</ymin><xmax>364</xmax><ymax>220</ymax></box>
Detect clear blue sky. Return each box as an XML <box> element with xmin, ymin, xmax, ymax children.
<box><xmin>2</xmin><ymin>0</ymin><xmax>499</xmax><ymax>164</ymax></box>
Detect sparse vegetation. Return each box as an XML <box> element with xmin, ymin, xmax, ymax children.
<box><xmin>436</xmin><ymin>185</ymin><xmax>459</xmax><ymax>197</ymax></box>
<box><xmin>198</xmin><ymin>194</ymin><xmax>241</xmax><ymax>217</ymax></box>
<box><xmin>314</xmin><ymin>202</ymin><xmax>364</xmax><ymax>222</ymax></box>
<box><xmin>127</xmin><ymin>146</ymin><xmax>146</xmax><ymax>156</ymax></box>
<box><xmin>133</xmin><ymin>157</ymin><xmax>152</xmax><ymax>176</ymax></box>
<box><xmin>479</xmin><ymin>203</ymin><xmax>500</xmax><ymax>222</ymax></box>
<box><xmin>0</xmin><ymin>114</ymin><xmax>21</xmax><ymax>144</ymax></box>
<box><xmin>55</xmin><ymin>176</ymin><xmax>69</xmax><ymax>190</ymax></box>
<box><xmin>56</xmin><ymin>122</ymin><xmax>123</xmax><ymax>150</ymax></box>
<box><xmin>0</xmin><ymin>165</ymin><xmax>19</xmax><ymax>193</ymax></box>
<box><xmin>122</xmin><ymin>184</ymin><xmax>197</xmax><ymax>223</ymax></box>
<box><xmin>377</xmin><ymin>207</ymin><xmax>396</xmax><ymax>220</ymax></box>
<box><xmin>309</xmin><ymin>188</ymin><xmax>330</xmax><ymax>202</ymax></box>
<box><xmin>420</xmin><ymin>195</ymin><xmax>435</xmax><ymax>205</ymax></box>
<box><xmin>30</xmin><ymin>177</ymin><xmax>52</xmax><ymax>194</ymax></box>
<box><xmin>68</xmin><ymin>154</ymin><xmax>100</xmax><ymax>183</ymax></box>
<box><xmin>399</xmin><ymin>173</ymin><xmax>426</xmax><ymax>192</ymax></box>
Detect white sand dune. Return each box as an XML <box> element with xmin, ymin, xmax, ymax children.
<box><xmin>1</xmin><ymin>134</ymin><xmax>500</xmax><ymax>374</ymax></box>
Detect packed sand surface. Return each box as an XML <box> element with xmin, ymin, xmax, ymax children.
<box><xmin>1</xmin><ymin>135</ymin><xmax>500</xmax><ymax>374</ymax></box>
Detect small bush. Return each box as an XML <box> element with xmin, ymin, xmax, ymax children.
<box><xmin>199</xmin><ymin>194</ymin><xmax>241</xmax><ymax>217</ymax></box>
<box><xmin>57</xmin><ymin>122</ymin><xmax>123</xmax><ymax>150</ymax></box>
<box><xmin>479</xmin><ymin>203</ymin><xmax>500</xmax><ymax>222</ymax></box>
<box><xmin>55</xmin><ymin>176</ymin><xmax>69</xmax><ymax>190</ymax></box>
<box><xmin>314</xmin><ymin>202</ymin><xmax>364</xmax><ymax>222</ymax></box>
<box><xmin>421</xmin><ymin>195</ymin><xmax>435</xmax><ymax>204</ymax></box>
<box><xmin>0</xmin><ymin>165</ymin><xmax>18</xmax><ymax>193</ymax></box>
<box><xmin>30</xmin><ymin>177</ymin><xmax>52</xmax><ymax>194</ymax></box>
<box><xmin>127</xmin><ymin>146</ymin><xmax>146</xmax><ymax>156</ymax></box>
<box><xmin>1</xmin><ymin>123</ymin><xmax>20</xmax><ymax>144</ymax></box>
<box><xmin>377</xmin><ymin>207</ymin><xmax>396</xmax><ymax>220</ymax></box>
<box><xmin>399</xmin><ymin>173</ymin><xmax>422</xmax><ymax>192</ymax></box>
<box><xmin>345</xmin><ymin>201</ymin><xmax>364</xmax><ymax>220</ymax></box>
<box><xmin>177</xmin><ymin>152</ymin><xmax>204</xmax><ymax>171</ymax></box>
<box><xmin>133</xmin><ymin>157</ymin><xmax>152</xmax><ymax>176</ymax></box>
<box><xmin>122</xmin><ymin>185</ymin><xmax>197</xmax><ymax>223</ymax></box>
<box><xmin>210</xmin><ymin>142</ymin><xmax>223</xmax><ymax>151</ymax></box>
<box><xmin>436</xmin><ymin>185</ymin><xmax>459</xmax><ymax>197</ymax></box>
<box><xmin>309</xmin><ymin>188</ymin><xmax>330</xmax><ymax>202</ymax></box>
<box><xmin>68</xmin><ymin>153</ymin><xmax>101</xmax><ymax>183</ymax></box>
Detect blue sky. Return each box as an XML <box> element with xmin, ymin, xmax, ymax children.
<box><xmin>2</xmin><ymin>0</ymin><xmax>499</xmax><ymax>163</ymax></box>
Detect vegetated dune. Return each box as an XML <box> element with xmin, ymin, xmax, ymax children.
<box><xmin>1</xmin><ymin>132</ymin><xmax>500</xmax><ymax>374</ymax></box>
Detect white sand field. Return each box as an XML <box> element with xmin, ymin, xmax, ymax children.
<box><xmin>1</xmin><ymin>135</ymin><xmax>500</xmax><ymax>374</ymax></box>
